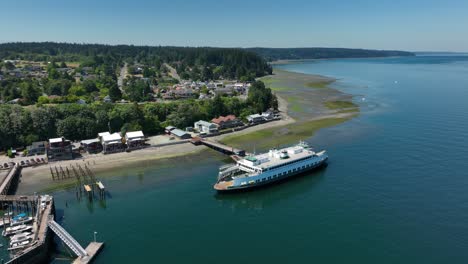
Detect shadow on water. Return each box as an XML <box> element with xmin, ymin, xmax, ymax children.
<box><xmin>214</xmin><ymin>165</ymin><xmax>328</xmax><ymax>210</ymax></box>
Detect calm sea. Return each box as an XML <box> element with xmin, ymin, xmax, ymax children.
<box><xmin>49</xmin><ymin>55</ymin><xmax>468</xmax><ymax>263</ymax></box>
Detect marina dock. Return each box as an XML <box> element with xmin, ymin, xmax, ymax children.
<box><xmin>191</xmin><ymin>137</ymin><xmax>245</xmax><ymax>156</ymax></box>
<box><xmin>72</xmin><ymin>242</ymin><xmax>105</xmax><ymax>264</ymax></box>
<box><xmin>0</xmin><ymin>163</ymin><xmax>104</xmax><ymax>263</ymax></box>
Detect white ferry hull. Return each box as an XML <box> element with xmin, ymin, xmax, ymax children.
<box><xmin>215</xmin><ymin>154</ymin><xmax>328</xmax><ymax>192</ymax></box>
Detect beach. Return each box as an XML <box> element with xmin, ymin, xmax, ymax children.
<box><xmin>17</xmin><ymin>68</ymin><xmax>358</xmax><ymax>194</ymax></box>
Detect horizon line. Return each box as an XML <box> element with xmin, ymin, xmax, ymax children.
<box><xmin>0</xmin><ymin>41</ymin><xmax>467</xmax><ymax>54</ymax></box>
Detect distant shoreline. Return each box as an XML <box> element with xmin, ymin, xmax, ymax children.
<box><xmin>269</xmin><ymin>55</ymin><xmax>412</xmax><ymax>65</ymax></box>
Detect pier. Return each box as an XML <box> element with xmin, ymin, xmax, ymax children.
<box><xmin>0</xmin><ymin>164</ymin><xmax>22</xmax><ymax>195</ymax></box>
<box><xmin>191</xmin><ymin>137</ymin><xmax>245</xmax><ymax>156</ymax></box>
<box><xmin>48</xmin><ymin>220</ymin><xmax>88</xmax><ymax>257</ymax></box>
<box><xmin>48</xmin><ymin>220</ymin><xmax>104</xmax><ymax>263</ymax></box>
<box><xmin>49</xmin><ymin>163</ymin><xmax>107</xmax><ymax>201</ymax></box>
<box><xmin>0</xmin><ymin>163</ymin><xmax>104</xmax><ymax>263</ymax></box>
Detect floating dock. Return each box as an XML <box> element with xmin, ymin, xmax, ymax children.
<box><xmin>72</xmin><ymin>242</ymin><xmax>105</xmax><ymax>264</ymax></box>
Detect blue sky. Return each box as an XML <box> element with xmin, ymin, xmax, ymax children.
<box><xmin>1</xmin><ymin>0</ymin><xmax>467</xmax><ymax>51</ymax></box>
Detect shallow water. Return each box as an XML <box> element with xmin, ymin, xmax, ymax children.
<box><xmin>46</xmin><ymin>55</ymin><xmax>468</xmax><ymax>263</ymax></box>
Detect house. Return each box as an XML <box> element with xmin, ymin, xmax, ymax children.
<box><xmin>211</xmin><ymin>115</ymin><xmax>243</xmax><ymax>129</ymax></box>
<box><xmin>81</xmin><ymin>138</ymin><xmax>102</xmax><ymax>154</ymax></box>
<box><xmin>77</xmin><ymin>99</ymin><xmax>86</xmax><ymax>105</ymax></box>
<box><xmin>8</xmin><ymin>98</ymin><xmax>21</xmax><ymax>104</ymax></box>
<box><xmin>170</xmin><ymin>129</ymin><xmax>192</xmax><ymax>139</ymax></box>
<box><xmin>172</xmin><ymin>88</ymin><xmax>195</xmax><ymax>99</ymax></box>
<box><xmin>47</xmin><ymin>137</ymin><xmax>73</xmax><ymax>160</ymax></box>
<box><xmin>101</xmin><ymin>133</ymin><xmax>124</xmax><ymax>154</ymax></box>
<box><xmin>103</xmin><ymin>95</ymin><xmax>112</xmax><ymax>103</ymax></box>
<box><xmin>194</xmin><ymin>120</ymin><xmax>218</xmax><ymax>134</ymax></box>
<box><xmin>98</xmin><ymin>132</ymin><xmax>111</xmax><ymax>139</ymax></box>
<box><xmin>27</xmin><ymin>141</ymin><xmax>47</xmax><ymax>156</ymax></box>
<box><xmin>247</xmin><ymin>114</ymin><xmax>265</xmax><ymax>124</ymax></box>
<box><xmin>247</xmin><ymin>111</ymin><xmax>276</xmax><ymax>124</ymax></box>
<box><xmin>261</xmin><ymin>111</ymin><xmax>275</xmax><ymax>121</ymax></box>
<box><xmin>125</xmin><ymin>131</ymin><xmax>145</xmax><ymax>150</ymax></box>
<box><xmin>165</xmin><ymin>126</ymin><xmax>176</xmax><ymax>134</ymax></box>
<box><xmin>212</xmin><ymin>87</ymin><xmax>233</xmax><ymax>96</ymax></box>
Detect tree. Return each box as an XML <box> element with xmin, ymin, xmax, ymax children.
<box><xmin>108</xmin><ymin>83</ymin><xmax>122</xmax><ymax>101</ymax></box>
<box><xmin>247</xmin><ymin>81</ymin><xmax>273</xmax><ymax>113</ymax></box>
<box><xmin>82</xmin><ymin>80</ymin><xmax>98</xmax><ymax>93</ymax></box>
<box><xmin>4</xmin><ymin>61</ymin><xmax>15</xmax><ymax>70</ymax></box>
<box><xmin>208</xmin><ymin>95</ymin><xmax>226</xmax><ymax>118</ymax></box>
<box><xmin>124</xmin><ymin>78</ymin><xmax>151</xmax><ymax>102</ymax></box>
<box><xmin>20</xmin><ymin>82</ymin><xmax>41</xmax><ymax>105</ymax></box>
<box><xmin>57</xmin><ymin>116</ymin><xmax>97</xmax><ymax>140</ymax></box>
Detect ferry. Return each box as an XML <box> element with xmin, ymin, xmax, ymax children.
<box><xmin>214</xmin><ymin>141</ymin><xmax>328</xmax><ymax>192</ymax></box>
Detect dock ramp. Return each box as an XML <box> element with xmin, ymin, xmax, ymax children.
<box><xmin>48</xmin><ymin>220</ymin><xmax>88</xmax><ymax>257</ymax></box>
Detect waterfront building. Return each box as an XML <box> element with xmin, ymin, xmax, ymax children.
<box><xmin>165</xmin><ymin>126</ymin><xmax>176</xmax><ymax>134</ymax></box>
<box><xmin>247</xmin><ymin>111</ymin><xmax>275</xmax><ymax>124</ymax></box>
<box><xmin>80</xmin><ymin>139</ymin><xmax>102</xmax><ymax>154</ymax></box>
<box><xmin>46</xmin><ymin>137</ymin><xmax>73</xmax><ymax>161</ymax></box>
<box><xmin>170</xmin><ymin>129</ymin><xmax>192</xmax><ymax>139</ymax></box>
<box><xmin>125</xmin><ymin>131</ymin><xmax>146</xmax><ymax>150</ymax></box>
<box><xmin>101</xmin><ymin>133</ymin><xmax>124</xmax><ymax>154</ymax></box>
<box><xmin>194</xmin><ymin>120</ymin><xmax>218</xmax><ymax>134</ymax></box>
<box><xmin>26</xmin><ymin>141</ymin><xmax>47</xmax><ymax>156</ymax></box>
<box><xmin>211</xmin><ymin>115</ymin><xmax>243</xmax><ymax>129</ymax></box>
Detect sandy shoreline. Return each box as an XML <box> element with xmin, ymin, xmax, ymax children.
<box><xmin>18</xmin><ymin>68</ymin><xmax>358</xmax><ymax>193</ymax></box>
<box><xmin>18</xmin><ymin>94</ymin><xmax>295</xmax><ymax>194</ymax></box>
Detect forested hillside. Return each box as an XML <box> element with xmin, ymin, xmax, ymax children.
<box><xmin>0</xmin><ymin>42</ymin><xmax>272</xmax><ymax>79</ymax></box>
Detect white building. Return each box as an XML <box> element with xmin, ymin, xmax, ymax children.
<box><xmin>101</xmin><ymin>132</ymin><xmax>124</xmax><ymax>154</ymax></box>
<box><xmin>194</xmin><ymin>120</ymin><xmax>218</xmax><ymax>134</ymax></box>
<box><xmin>125</xmin><ymin>131</ymin><xmax>145</xmax><ymax>150</ymax></box>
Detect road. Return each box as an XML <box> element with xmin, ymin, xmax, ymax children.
<box><xmin>163</xmin><ymin>63</ymin><xmax>181</xmax><ymax>81</ymax></box>
<box><xmin>117</xmin><ymin>62</ymin><xmax>128</xmax><ymax>92</ymax></box>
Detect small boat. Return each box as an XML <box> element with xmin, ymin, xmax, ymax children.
<box><xmin>10</xmin><ymin>215</ymin><xmax>33</xmax><ymax>226</ymax></box>
<box><xmin>10</xmin><ymin>233</ymin><xmax>33</xmax><ymax>244</ymax></box>
<box><xmin>11</xmin><ymin>232</ymin><xmax>32</xmax><ymax>242</ymax></box>
<box><xmin>8</xmin><ymin>240</ymin><xmax>31</xmax><ymax>251</ymax></box>
<box><xmin>3</xmin><ymin>224</ymin><xmax>33</xmax><ymax>236</ymax></box>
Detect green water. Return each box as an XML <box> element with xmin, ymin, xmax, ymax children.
<box><xmin>46</xmin><ymin>54</ymin><xmax>468</xmax><ymax>263</ymax></box>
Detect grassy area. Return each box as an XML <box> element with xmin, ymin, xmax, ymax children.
<box><xmin>337</xmin><ymin>108</ymin><xmax>360</xmax><ymax>114</ymax></box>
<box><xmin>287</xmin><ymin>96</ymin><xmax>304</xmax><ymax>112</ymax></box>
<box><xmin>65</xmin><ymin>62</ymin><xmax>80</xmax><ymax>68</ymax></box>
<box><xmin>221</xmin><ymin>116</ymin><xmax>356</xmax><ymax>150</ymax></box>
<box><xmin>39</xmin><ymin>180</ymin><xmax>78</xmax><ymax>193</ymax></box>
<box><xmin>261</xmin><ymin>76</ymin><xmax>276</xmax><ymax>86</ymax></box>
<box><xmin>324</xmin><ymin>100</ymin><xmax>358</xmax><ymax>109</ymax></box>
<box><xmin>305</xmin><ymin>80</ymin><xmax>334</xmax><ymax>89</ymax></box>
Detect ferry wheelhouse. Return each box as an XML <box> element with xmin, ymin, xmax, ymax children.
<box><xmin>214</xmin><ymin>141</ymin><xmax>328</xmax><ymax>191</ymax></box>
